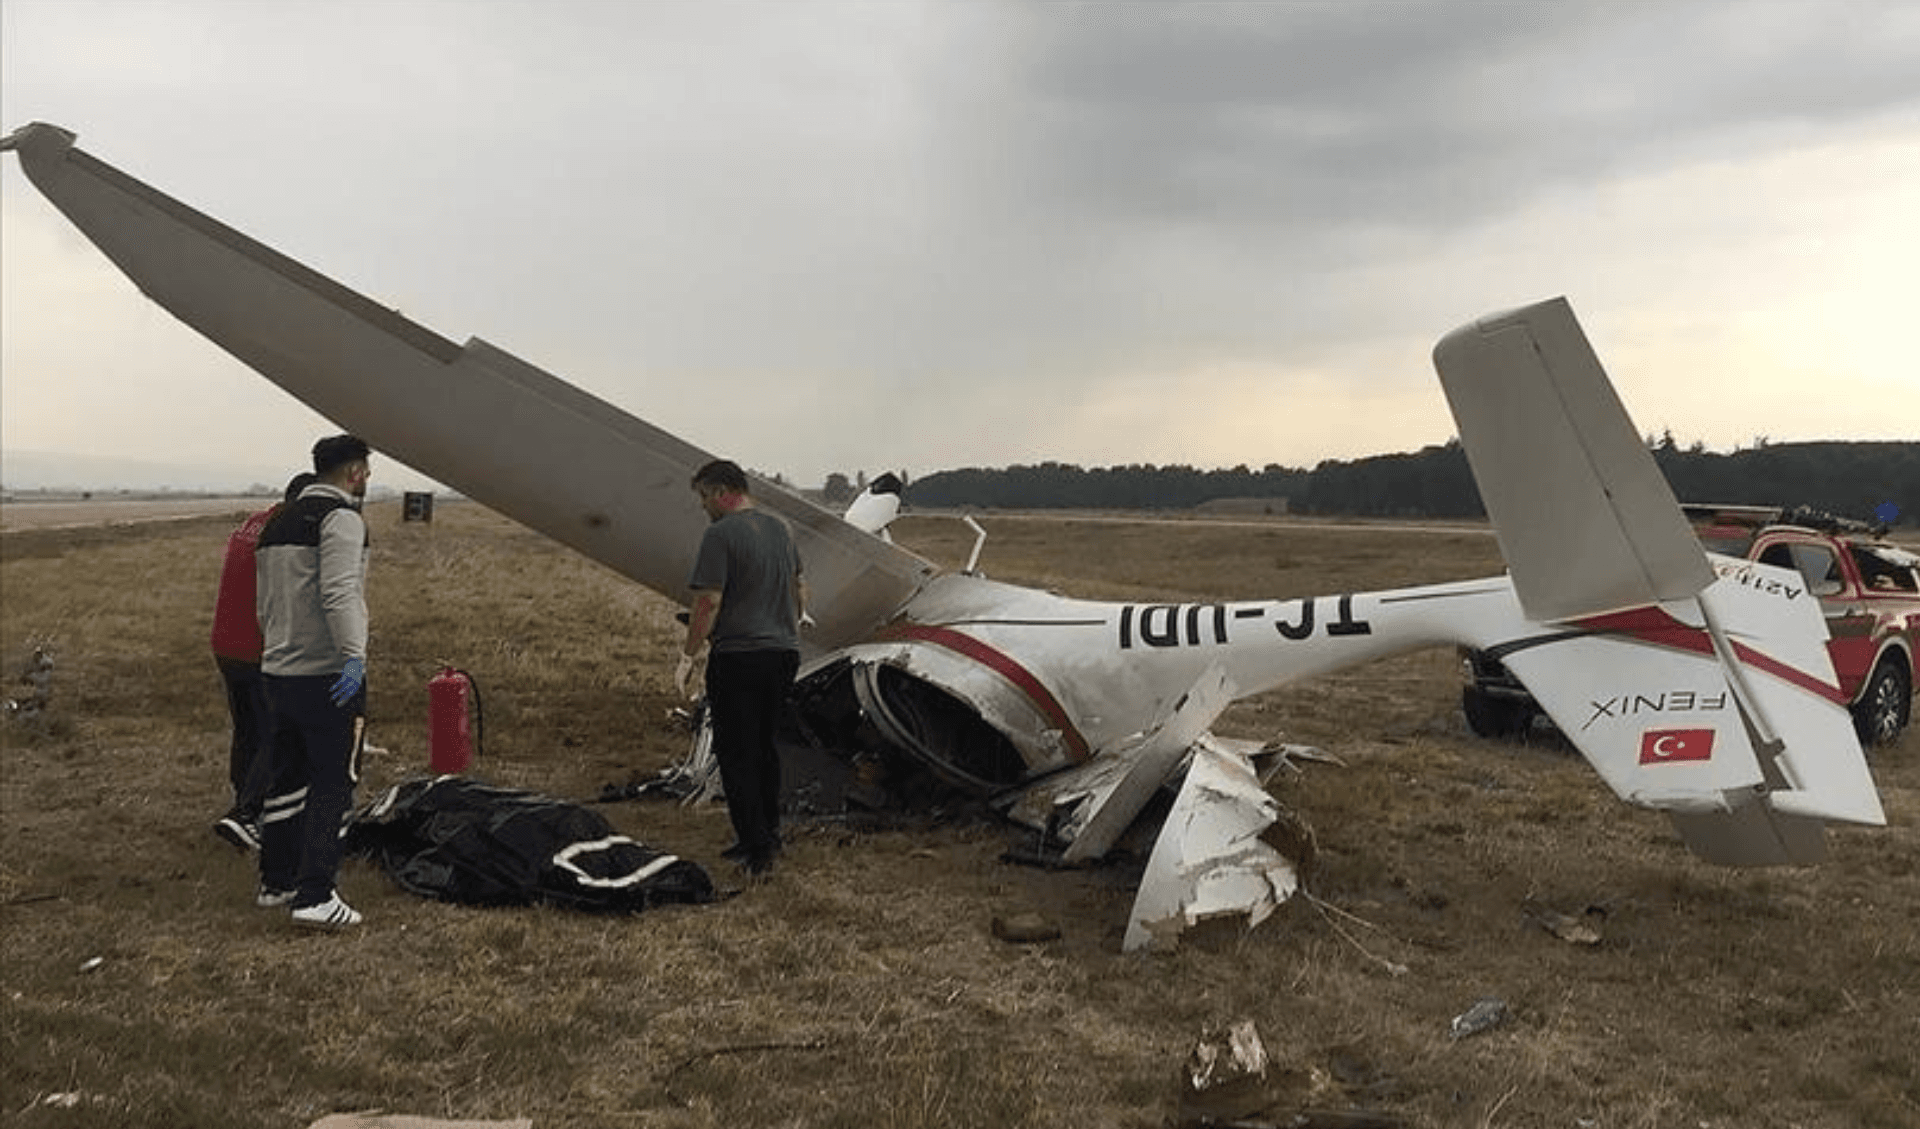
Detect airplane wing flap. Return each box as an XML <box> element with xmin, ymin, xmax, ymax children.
<box><xmin>764</xmin><ymin>500</ymin><xmax>938</xmax><ymax>652</ymax></box>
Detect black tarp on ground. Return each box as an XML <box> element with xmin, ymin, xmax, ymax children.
<box><xmin>346</xmin><ymin>776</ymin><xmax>715</xmax><ymax>912</ymax></box>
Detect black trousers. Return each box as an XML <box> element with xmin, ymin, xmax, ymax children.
<box><xmin>706</xmin><ymin>649</ymin><xmax>798</xmax><ymax>857</ymax></box>
<box><xmin>215</xmin><ymin>655</ymin><xmax>273</xmax><ymax>821</ymax></box>
<box><xmin>260</xmin><ymin>673</ymin><xmax>364</xmax><ymax>907</ymax></box>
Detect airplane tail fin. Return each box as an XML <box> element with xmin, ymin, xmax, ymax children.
<box><xmin>1433</xmin><ymin>297</ymin><xmax>1715</xmax><ymax>623</ymax></box>
<box><xmin>1434</xmin><ymin>299</ymin><xmax>1884</xmax><ymax>865</ymax></box>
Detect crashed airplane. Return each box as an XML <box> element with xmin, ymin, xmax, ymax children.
<box><xmin>3</xmin><ymin>122</ymin><xmax>1887</xmax><ymax>950</ymax></box>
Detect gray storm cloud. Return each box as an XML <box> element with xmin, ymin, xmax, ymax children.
<box><xmin>3</xmin><ymin>0</ymin><xmax>1917</xmax><ymax>487</ymax></box>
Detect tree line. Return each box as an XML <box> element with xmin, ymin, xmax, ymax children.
<box><xmin>897</xmin><ymin>439</ymin><xmax>1919</xmax><ymax>526</ymax></box>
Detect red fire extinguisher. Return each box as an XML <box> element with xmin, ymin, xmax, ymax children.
<box><xmin>428</xmin><ymin>666</ymin><xmax>481</xmax><ymax>774</ymax></box>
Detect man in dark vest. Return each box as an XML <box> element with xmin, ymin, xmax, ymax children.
<box><xmin>254</xmin><ymin>434</ymin><xmax>373</xmax><ymax>930</ymax></box>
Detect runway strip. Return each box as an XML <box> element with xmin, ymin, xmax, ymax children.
<box><xmin>0</xmin><ymin>497</ymin><xmax>261</xmax><ymax>532</ymax></box>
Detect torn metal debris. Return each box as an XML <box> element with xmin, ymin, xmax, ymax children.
<box><xmin>3</xmin><ymin>645</ymin><xmax>55</xmax><ymax>728</ymax></box>
<box><xmin>1448</xmin><ymin>997</ymin><xmax>1510</xmax><ymax>1040</ymax></box>
<box><xmin>1125</xmin><ymin>736</ymin><xmax>1303</xmax><ymax>953</ymax></box>
<box><xmin>1181</xmin><ymin>1019</ymin><xmax>1274</xmax><ymax>1123</ymax></box>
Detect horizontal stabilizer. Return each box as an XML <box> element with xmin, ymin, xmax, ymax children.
<box><xmin>1433</xmin><ymin>298</ymin><xmax>1714</xmax><ymax>622</ymax></box>
<box><xmin>1500</xmin><ymin>554</ymin><xmax>1881</xmax><ymax>864</ymax></box>
<box><xmin>1503</xmin><ymin>626</ymin><xmax>1767</xmax><ymax>810</ymax></box>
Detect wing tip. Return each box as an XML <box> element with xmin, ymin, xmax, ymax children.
<box><xmin>1</xmin><ymin>121</ymin><xmax>76</xmax><ymax>156</ymax></box>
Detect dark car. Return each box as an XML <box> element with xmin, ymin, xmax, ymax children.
<box><xmin>1462</xmin><ymin>506</ymin><xmax>1918</xmax><ymax>748</ymax></box>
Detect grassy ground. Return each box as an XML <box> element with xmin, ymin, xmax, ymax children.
<box><xmin>2</xmin><ymin>503</ymin><xmax>1914</xmax><ymax>1128</ymax></box>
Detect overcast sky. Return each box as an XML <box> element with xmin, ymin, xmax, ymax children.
<box><xmin>3</xmin><ymin>0</ymin><xmax>1917</xmax><ymax>493</ymax></box>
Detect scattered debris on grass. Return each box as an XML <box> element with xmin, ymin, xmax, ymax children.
<box><xmin>1176</xmin><ymin>1020</ymin><xmax>1411</xmax><ymax>1128</ymax></box>
<box><xmin>1306</xmin><ymin>893</ymin><xmax>1410</xmax><ymax>977</ymax></box>
<box><xmin>991</xmin><ymin>910</ymin><xmax>1062</xmax><ymax>942</ymax></box>
<box><xmin>1447</xmin><ymin>997</ymin><xmax>1509</xmax><ymax>1040</ymax></box>
<box><xmin>3</xmin><ymin>643</ymin><xmax>55</xmax><ymax>731</ymax></box>
<box><xmin>1180</xmin><ymin>1018</ymin><xmax>1275</xmax><ymax>1124</ymax></box>
<box><xmin>1523</xmin><ymin>899</ymin><xmax>1607</xmax><ymax>945</ymax></box>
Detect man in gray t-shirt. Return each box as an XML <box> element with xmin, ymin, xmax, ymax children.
<box><xmin>681</xmin><ymin>459</ymin><xmax>805</xmax><ymax>876</ymax></box>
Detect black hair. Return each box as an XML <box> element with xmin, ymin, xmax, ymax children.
<box><xmin>282</xmin><ymin>472</ymin><xmax>318</xmax><ymax>504</ymax></box>
<box><xmin>691</xmin><ymin>459</ymin><xmax>750</xmax><ymax>494</ymax></box>
<box><xmin>311</xmin><ymin>434</ymin><xmax>371</xmax><ymax>476</ymax></box>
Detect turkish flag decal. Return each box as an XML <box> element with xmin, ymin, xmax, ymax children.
<box><xmin>1639</xmin><ymin>728</ymin><xmax>1716</xmax><ymax>764</ymax></box>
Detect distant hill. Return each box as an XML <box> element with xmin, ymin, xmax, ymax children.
<box><xmin>905</xmin><ymin>440</ymin><xmax>1920</xmax><ymax>526</ymax></box>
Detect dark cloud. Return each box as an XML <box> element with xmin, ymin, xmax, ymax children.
<box><xmin>804</xmin><ymin>0</ymin><xmax>1920</xmax><ymax>390</ymax></box>
<box><xmin>4</xmin><ymin>0</ymin><xmax>1916</xmax><ymax>484</ymax></box>
<box><xmin>980</xmin><ymin>1</ymin><xmax>1920</xmax><ymax>231</ymax></box>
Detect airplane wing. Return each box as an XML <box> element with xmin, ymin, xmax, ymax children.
<box><xmin>2</xmin><ymin>122</ymin><xmax>936</xmax><ymax>651</ymax></box>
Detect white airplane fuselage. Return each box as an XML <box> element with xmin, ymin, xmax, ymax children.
<box><xmin>824</xmin><ymin>570</ymin><xmax>1526</xmax><ymax>782</ymax></box>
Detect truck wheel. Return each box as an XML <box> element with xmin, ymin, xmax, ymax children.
<box><xmin>1463</xmin><ymin>686</ymin><xmax>1535</xmax><ymax>740</ymax></box>
<box><xmin>1851</xmin><ymin>657</ymin><xmax>1911</xmax><ymax>747</ymax></box>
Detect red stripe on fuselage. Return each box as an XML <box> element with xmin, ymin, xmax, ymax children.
<box><xmin>1570</xmin><ymin>607</ymin><xmax>1847</xmax><ymax>705</ymax></box>
<box><xmin>877</xmin><ymin>624</ymin><xmax>1092</xmax><ymax>762</ymax></box>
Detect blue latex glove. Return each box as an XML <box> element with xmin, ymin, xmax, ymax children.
<box><xmin>330</xmin><ymin>657</ymin><xmax>365</xmax><ymax>706</ymax></box>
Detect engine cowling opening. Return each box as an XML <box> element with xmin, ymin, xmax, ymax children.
<box><xmin>791</xmin><ymin>658</ymin><xmax>1027</xmax><ymax>799</ymax></box>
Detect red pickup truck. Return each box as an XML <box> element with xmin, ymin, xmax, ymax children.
<box><xmin>1463</xmin><ymin>506</ymin><xmax>1919</xmax><ymax>748</ymax></box>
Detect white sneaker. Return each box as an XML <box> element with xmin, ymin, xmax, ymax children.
<box><xmin>290</xmin><ymin>894</ymin><xmax>362</xmax><ymax>931</ymax></box>
<box><xmin>256</xmin><ymin>886</ymin><xmax>295</xmax><ymax>908</ymax></box>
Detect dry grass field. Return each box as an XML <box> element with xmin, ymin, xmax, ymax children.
<box><xmin>2</xmin><ymin>501</ymin><xmax>1915</xmax><ymax>1128</ymax></box>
